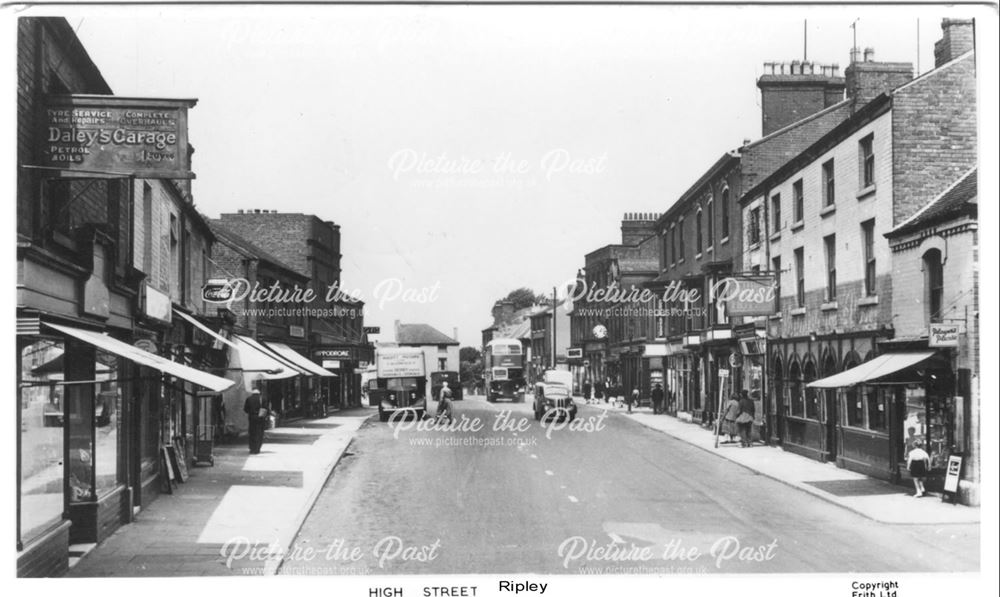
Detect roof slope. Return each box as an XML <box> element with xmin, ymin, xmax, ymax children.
<box><xmin>397</xmin><ymin>323</ymin><xmax>459</xmax><ymax>346</ymax></box>
<box><xmin>887</xmin><ymin>168</ymin><xmax>977</xmax><ymax>237</ymax></box>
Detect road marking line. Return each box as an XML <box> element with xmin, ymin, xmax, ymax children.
<box><xmin>530</xmin><ymin>454</ymin><xmax>538</xmax><ymax>459</ymax></box>
<box><xmin>545</xmin><ymin>470</ymin><xmax>554</xmax><ymax>476</ymax></box>
<box><xmin>568</xmin><ymin>495</ymin><xmax>579</xmax><ymax>503</ymax></box>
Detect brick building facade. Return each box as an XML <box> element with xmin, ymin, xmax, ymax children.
<box><xmin>217</xmin><ymin>210</ymin><xmax>371</xmax><ymax>407</ymax></box>
<box><xmin>738</xmin><ymin>20</ymin><xmax>977</xmax><ymax>502</ymax></box>
<box><xmin>16</xmin><ymin>18</ymin><xmax>231</xmax><ymax>576</ymax></box>
<box><xmin>569</xmin><ymin>213</ymin><xmax>661</xmax><ymax>402</ymax></box>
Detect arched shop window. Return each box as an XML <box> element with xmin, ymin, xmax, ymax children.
<box><xmin>788</xmin><ymin>359</ymin><xmax>803</xmax><ymax>417</ymax></box>
<box><xmin>771</xmin><ymin>354</ymin><xmax>784</xmax><ymax>416</ymax></box>
<box><xmin>803</xmin><ymin>358</ymin><xmax>819</xmax><ymax>420</ymax></box>
<box><xmin>821</xmin><ymin>351</ymin><xmax>838</xmax><ymax>421</ymax></box>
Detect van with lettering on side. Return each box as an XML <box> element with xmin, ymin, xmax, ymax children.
<box><xmin>369</xmin><ymin>347</ymin><xmax>427</xmax><ymax>422</ymax></box>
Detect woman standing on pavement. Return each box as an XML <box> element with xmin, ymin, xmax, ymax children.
<box><xmin>736</xmin><ymin>390</ymin><xmax>756</xmax><ymax>448</ymax></box>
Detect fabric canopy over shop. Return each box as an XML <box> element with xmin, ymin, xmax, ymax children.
<box><xmin>263</xmin><ymin>342</ymin><xmax>337</xmax><ymax>377</ymax></box>
<box><xmin>807</xmin><ymin>351</ymin><xmax>937</xmax><ymax>389</ymax></box>
<box><xmin>173</xmin><ymin>309</ymin><xmax>239</xmax><ymax>350</ymax></box>
<box><xmin>231</xmin><ymin>334</ymin><xmax>302</xmax><ymax>380</ymax></box>
<box><xmin>43</xmin><ymin>322</ymin><xmax>234</xmax><ymax>392</ymax></box>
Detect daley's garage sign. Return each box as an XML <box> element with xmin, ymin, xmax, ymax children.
<box><xmin>42</xmin><ymin>95</ymin><xmax>196</xmax><ymax>179</ymax></box>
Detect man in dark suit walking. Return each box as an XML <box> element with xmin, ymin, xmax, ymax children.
<box><xmin>243</xmin><ymin>389</ymin><xmax>266</xmax><ymax>454</ymax></box>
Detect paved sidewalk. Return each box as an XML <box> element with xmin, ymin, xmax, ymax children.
<box><xmin>67</xmin><ymin>409</ymin><xmax>372</xmax><ymax>577</ymax></box>
<box><xmin>584</xmin><ymin>403</ymin><xmax>979</xmax><ymax>525</ymax></box>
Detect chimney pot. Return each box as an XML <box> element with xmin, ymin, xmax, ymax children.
<box><xmin>863</xmin><ymin>47</ymin><xmax>875</xmax><ymax>62</ymax></box>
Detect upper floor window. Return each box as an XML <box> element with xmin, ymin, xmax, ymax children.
<box><xmin>859</xmin><ymin>134</ymin><xmax>875</xmax><ymax>188</ymax></box>
<box><xmin>772</xmin><ymin>256</ymin><xmax>782</xmax><ymax>311</ymax></box>
<box><xmin>923</xmin><ymin>249</ymin><xmax>944</xmax><ymax>323</ymax></box>
<box><xmin>748</xmin><ymin>207</ymin><xmax>762</xmax><ymax>245</ymax></box>
<box><xmin>824</xmin><ymin>234</ymin><xmax>837</xmax><ymax>301</ymax></box>
<box><xmin>720</xmin><ymin>188</ymin><xmax>730</xmax><ymax>240</ymax></box>
<box><xmin>678</xmin><ymin>218</ymin><xmax>685</xmax><ymax>261</ymax></box>
<box><xmin>660</xmin><ymin>231</ymin><xmax>669</xmax><ymax>270</ymax></box>
<box><xmin>669</xmin><ymin>225</ymin><xmax>676</xmax><ymax>266</ymax></box>
<box><xmin>794</xmin><ymin>247</ymin><xmax>805</xmax><ymax>307</ymax></box>
<box><xmin>695</xmin><ymin>210</ymin><xmax>703</xmax><ymax>255</ymax></box>
<box><xmin>862</xmin><ymin>219</ymin><xmax>876</xmax><ymax>296</ymax></box>
<box><xmin>822</xmin><ymin>159</ymin><xmax>836</xmax><ymax>206</ymax></box>
<box><xmin>706</xmin><ymin>199</ymin><xmax>714</xmax><ymax>246</ymax></box>
<box><xmin>793</xmin><ymin>179</ymin><xmax>804</xmax><ymax>223</ymax></box>
<box><xmin>770</xmin><ymin>194</ymin><xmax>781</xmax><ymax>233</ymax></box>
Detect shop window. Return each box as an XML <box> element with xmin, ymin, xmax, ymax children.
<box><xmin>867</xmin><ymin>387</ymin><xmax>887</xmax><ymax>431</ymax></box>
<box><xmin>903</xmin><ymin>386</ymin><xmax>927</xmax><ymax>457</ymax></box>
<box><xmin>804</xmin><ymin>360</ymin><xmax>819</xmax><ymax>420</ymax></box>
<box><xmin>19</xmin><ymin>338</ymin><xmax>67</xmax><ymax>545</ymax></box>
<box><xmin>771</xmin><ymin>356</ymin><xmax>783</xmax><ymax>416</ymax></box>
<box><xmin>788</xmin><ymin>361</ymin><xmax>803</xmax><ymax>417</ymax></box>
<box><xmin>845</xmin><ymin>386</ymin><xmax>865</xmax><ymax>427</ymax></box>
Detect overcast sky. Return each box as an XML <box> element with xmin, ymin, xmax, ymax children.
<box><xmin>18</xmin><ymin>2</ymin><xmax>988</xmax><ymax>347</ymax></box>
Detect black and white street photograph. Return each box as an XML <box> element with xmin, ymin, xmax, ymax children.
<box><xmin>4</xmin><ymin>1</ymin><xmax>996</xmax><ymax>595</ymax></box>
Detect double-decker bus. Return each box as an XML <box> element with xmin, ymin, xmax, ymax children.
<box><xmin>484</xmin><ymin>338</ymin><xmax>526</xmax><ymax>403</ymax></box>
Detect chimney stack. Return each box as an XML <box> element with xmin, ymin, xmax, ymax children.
<box><xmin>621</xmin><ymin>212</ymin><xmax>659</xmax><ymax>246</ymax></box>
<box><xmin>394</xmin><ymin>319</ymin><xmax>401</xmax><ymax>341</ymax></box>
<box><xmin>757</xmin><ymin>61</ymin><xmax>846</xmax><ymax>136</ymax></box>
<box><xmin>453</xmin><ymin>327</ymin><xmax>458</xmax><ymax>342</ymax></box>
<box><xmin>934</xmin><ymin>18</ymin><xmax>975</xmax><ymax>68</ymax></box>
<box><xmin>845</xmin><ymin>47</ymin><xmax>913</xmax><ymax>111</ymax></box>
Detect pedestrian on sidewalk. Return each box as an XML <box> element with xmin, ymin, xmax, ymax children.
<box><xmin>736</xmin><ymin>390</ymin><xmax>755</xmax><ymax>448</ymax></box>
<box><xmin>436</xmin><ymin>381</ymin><xmax>454</xmax><ymax>424</ymax></box>
<box><xmin>243</xmin><ymin>389</ymin><xmax>267</xmax><ymax>454</ymax></box>
<box><xmin>723</xmin><ymin>393</ymin><xmax>741</xmax><ymax>444</ymax></box>
<box><xmin>583</xmin><ymin>381</ymin><xmax>592</xmax><ymax>403</ymax></box>
<box><xmin>906</xmin><ymin>439</ymin><xmax>931</xmax><ymax>497</ymax></box>
<box><xmin>595</xmin><ymin>380</ymin><xmax>605</xmax><ymax>403</ymax></box>
<box><xmin>628</xmin><ymin>387</ymin><xmax>638</xmax><ymax>414</ymax></box>
<box><xmin>651</xmin><ymin>383</ymin><xmax>664</xmax><ymax>414</ymax></box>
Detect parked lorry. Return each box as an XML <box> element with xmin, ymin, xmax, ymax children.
<box><xmin>368</xmin><ymin>347</ymin><xmax>427</xmax><ymax>422</ymax></box>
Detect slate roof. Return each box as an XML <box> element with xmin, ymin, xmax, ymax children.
<box><xmin>887</xmin><ymin>169</ymin><xmax>978</xmax><ymax>237</ymax></box>
<box><xmin>396</xmin><ymin>323</ymin><xmax>459</xmax><ymax>346</ymax></box>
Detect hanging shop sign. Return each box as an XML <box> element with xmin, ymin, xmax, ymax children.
<box><xmin>41</xmin><ymin>95</ymin><xmax>197</xmax><ymax>178</ymax></box>
<box><xmin>717</xmin><ymin>275</ymin><xmax>777</xmax><ymax>317</ymax></box>
<box><xmin>928</xmin><ymin>323</ymin><xmax>963</xmax><ymax>347</ymax></box>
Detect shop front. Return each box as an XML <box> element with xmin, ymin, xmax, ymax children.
<box><xmin>809</xmin><ymin>349</ymin><xmax>957</xmax><ymax>485</ymax></box>
<box><xmin>17</xmin><ymin>317</ymin><xmax>233</xmax><ymax>575</ymax></box>
<box><xmin>313</xmin><ymin>344</ymin><xmax>373</xmax><ymax>409</ymax></box>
